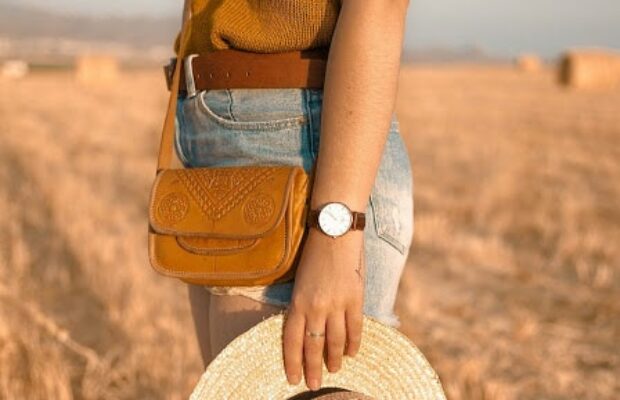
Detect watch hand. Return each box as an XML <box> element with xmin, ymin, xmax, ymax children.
<box><xmin>325</xmin><ymin>210</ymin><xmax>337</xmax><ymax>220</ymax></box>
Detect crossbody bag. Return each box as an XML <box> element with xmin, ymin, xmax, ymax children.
<box><xmin>147</xmin><ymin>3</ymin><xmax>327</xmax><ymax>286</ymax></box>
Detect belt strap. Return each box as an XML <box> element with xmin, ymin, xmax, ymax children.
<box><xmin>165</xmin><ymin>48</ymin><xmax>329</xmax><ymax>93</ymax></box>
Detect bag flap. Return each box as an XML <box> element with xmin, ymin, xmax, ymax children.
<box><xmin>149</xmin><ymin>165</ymin><xmax>303</xmax><ymax>238</ymax></box>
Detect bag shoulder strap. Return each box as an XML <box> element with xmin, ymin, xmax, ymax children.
<box><xmin>156</xmin><ymin>0</ymin><xmax>193</xmax><ymax>172</ymax></box>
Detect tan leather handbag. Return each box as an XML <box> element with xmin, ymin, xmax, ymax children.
<box><xmin>147</xmin><ymin>5</ymin><xmax>321</xmax><ymax>286</ymax></box>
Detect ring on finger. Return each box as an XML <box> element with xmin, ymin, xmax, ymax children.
<box><xmin>305</xmin><ymin>329</ymin><xmax>325</xmax><ymax>338</ymax></box>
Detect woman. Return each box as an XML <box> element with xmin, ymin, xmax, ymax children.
<box><xmin>176</xmin><ymin>0</ymin><xmax>412</xmax><ymax>392</ymax></box>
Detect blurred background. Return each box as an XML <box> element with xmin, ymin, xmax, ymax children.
<box><xmin>0</xmin><ymin>1</ymin><xmax>618</xmax><ymax>399</ymax></box>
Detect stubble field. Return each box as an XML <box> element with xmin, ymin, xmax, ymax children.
<box><xmin>0</xmin><ymin>64</ymin><xmax>618</xmax><ymax>399</ymax></box>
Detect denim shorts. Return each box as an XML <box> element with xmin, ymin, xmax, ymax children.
<box><xmin>174</xmin><ymin>86</ymin><xmax>414</xmax><ymax>328</ymax></box>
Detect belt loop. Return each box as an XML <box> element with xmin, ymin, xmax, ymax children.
<box><xmin>184</xmin><ymin>53</ymin><xmax>199</xmax><ymax>98</ymax></box>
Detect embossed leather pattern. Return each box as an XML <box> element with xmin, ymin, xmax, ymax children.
<box><xmin>148</xmin><ymin>165</ymin><xmax>311</xmax><ymax>286</ymax></box>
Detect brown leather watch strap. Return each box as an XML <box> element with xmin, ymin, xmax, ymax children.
<box><xmin>352</xmin><ymin>212</ymin><xmax>366</xmax><ymax>230</ymax></box>
<box><xmin>306</xmin><ymin>209</ymin><xmax>366</xmax><ymax>231</ymax></box>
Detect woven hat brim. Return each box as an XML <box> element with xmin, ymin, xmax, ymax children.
<box><xmin>190</xmin><ymin>312</ymin><xmax>446</xmax><ymax>400</ymax></box>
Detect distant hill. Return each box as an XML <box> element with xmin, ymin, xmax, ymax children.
<box><xmin>0</xmin><ymin>2</ymin><xmax>179</xmax><ymax>49</ymax></box>
<box><xmin>403</xmin><ymin>45</ymin><xmax>508</xmax><ymax>64</ymax></box>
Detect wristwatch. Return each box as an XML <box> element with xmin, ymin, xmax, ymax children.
<box><xmin>306</xmin><ymin>201</ymin><xmax>366</xmax><ymax>238</ymax></box>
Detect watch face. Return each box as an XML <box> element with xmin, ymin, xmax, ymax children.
<box><xmin>318</xmin><ymin>202</ymin><xmax>353</xmax><ymax>237</ymax></box>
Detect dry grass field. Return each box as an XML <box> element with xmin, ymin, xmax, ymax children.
<box><xmin>0</xmin><ymin>64</ymin><xmax>618</xmax><ymax>399</ymax></box>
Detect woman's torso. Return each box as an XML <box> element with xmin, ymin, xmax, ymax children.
<box><xmin>176</xmin><ymin>0</ymin><xmax>342</xmax><ymax>55</ymax></box>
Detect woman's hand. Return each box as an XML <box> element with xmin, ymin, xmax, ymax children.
<box><xmin>283</xmin><ymin>227</ymin><xmax>366</xmax><ymax>391</ymax></box>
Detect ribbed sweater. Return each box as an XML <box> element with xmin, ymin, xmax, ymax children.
<box><xmin>175</xmin><ymin>0</ymin><xmax>342</xmax><ymax>55</ymax></box>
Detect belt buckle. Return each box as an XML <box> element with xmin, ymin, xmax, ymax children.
<box><xmin>183</xmin><ymin>53</ymin><xmax>200</xmax><ymax>98</ymax></box>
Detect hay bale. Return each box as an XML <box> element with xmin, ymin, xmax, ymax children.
<box><xmin>1</xmin><ymin>60</ymin><xmax>29</xmax><ymax>79</ymax></box>
<box><xmin>515</xmin><ymin>54</ymin><xmax>543</xmax><ymax>73</ymax></box>
<box><xmin>558</xmin><ymin>48</ymin><xmax>620</xmax><ymax>90</ymax></box>
<box><xmin>75</xmin><ymin>55</ymin><xmax>120</xmax><ymax>84</ymax></box>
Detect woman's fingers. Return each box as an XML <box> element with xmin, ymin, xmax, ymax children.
<box><xmin>345</xmin><ymin>306</ymin><xmax>364</xmax><ymax>357</ymax></box>
<box><xmin>285</xmin><ymin>305</ymin><xmax>361</xmax><ymax>389</ymax></box>
<box><xmin>303</xmin><ymin>313</ymin><xmax>327</xmax><ymax>391</ymax></box>
<box><xmin>325</xmin><ymin>313</ymin><xmax>347</xmax><ymax>373</ymax></box>
<box><xmin>282</xmin><ymin>308</ymin><xmax>305</xmax><ymax>385</ymax></box>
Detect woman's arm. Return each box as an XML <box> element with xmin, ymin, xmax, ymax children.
<box><xmin>283</xmin><ymin>0</ymin><xmax>410</xmax><ymax>391</ymax></box>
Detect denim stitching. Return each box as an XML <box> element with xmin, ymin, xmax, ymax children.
<box><xmin>197</xmin><ymin>90</ymin><xmax>308</xmax><ymax>131</ymax></box>
<box><xmin>303</xmin><ymin>89</ymin><xmax>317</xmax><ymax>162</ymax></box>
<box><xmin>225</xmin><ymin>88</ymin><xmax>237</xmax><ymax>121</ymax></box>
<box><xmin>174</xmin><ymin>98</ymin><xmax>191</xmax><ymax>167</ymax></box>
<box><xmin>369</xmin><ymin>193</ymin><xmax>407</xmax><ymax>255</ymax></box>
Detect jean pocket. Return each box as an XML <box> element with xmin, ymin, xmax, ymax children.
<box><xmin>177</xmin><ymin>92</ymin><xmax>311</xmax><ymax>169</ymax></box>
<box><xmin>196</xmin><ymin>89</ymin><xmax>309</xmax><ymax>132</ymax></box>
<box><xmin>368</xmin><ymin>118</ymin><xmax>414</xmax><ymax>255</ymax></box>
<box><xmin>174</xmin><ymin>100</ymin><xmax>192</xmax><ymax>168</ymax></box>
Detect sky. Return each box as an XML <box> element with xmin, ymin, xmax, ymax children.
<box><xmin>14</xmin><ymin>0</ymin><xmax>620</xmax><ymax>58</ymax></box>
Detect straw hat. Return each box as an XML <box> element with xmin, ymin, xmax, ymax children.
<box><xmin>190</xmin><ymin>312</ymin><xmax>446</xmax><ymax>400</ymax></box>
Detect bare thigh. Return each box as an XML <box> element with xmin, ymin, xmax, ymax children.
<box><xmin>187</xmin><ymin>284</ymin><xmax>287</xmax><ymax>368</ymax></box>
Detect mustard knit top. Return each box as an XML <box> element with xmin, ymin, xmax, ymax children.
<box><xmin>175</xmin><ymin>0</ymin><xmax>342</xmax><ymax>55</ymax></box>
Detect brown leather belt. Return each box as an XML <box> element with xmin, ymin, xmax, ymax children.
<box><xmin>165</xmin><ymin>47</ymin><xmax>330</xmax><ymax>94</ymax></box>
